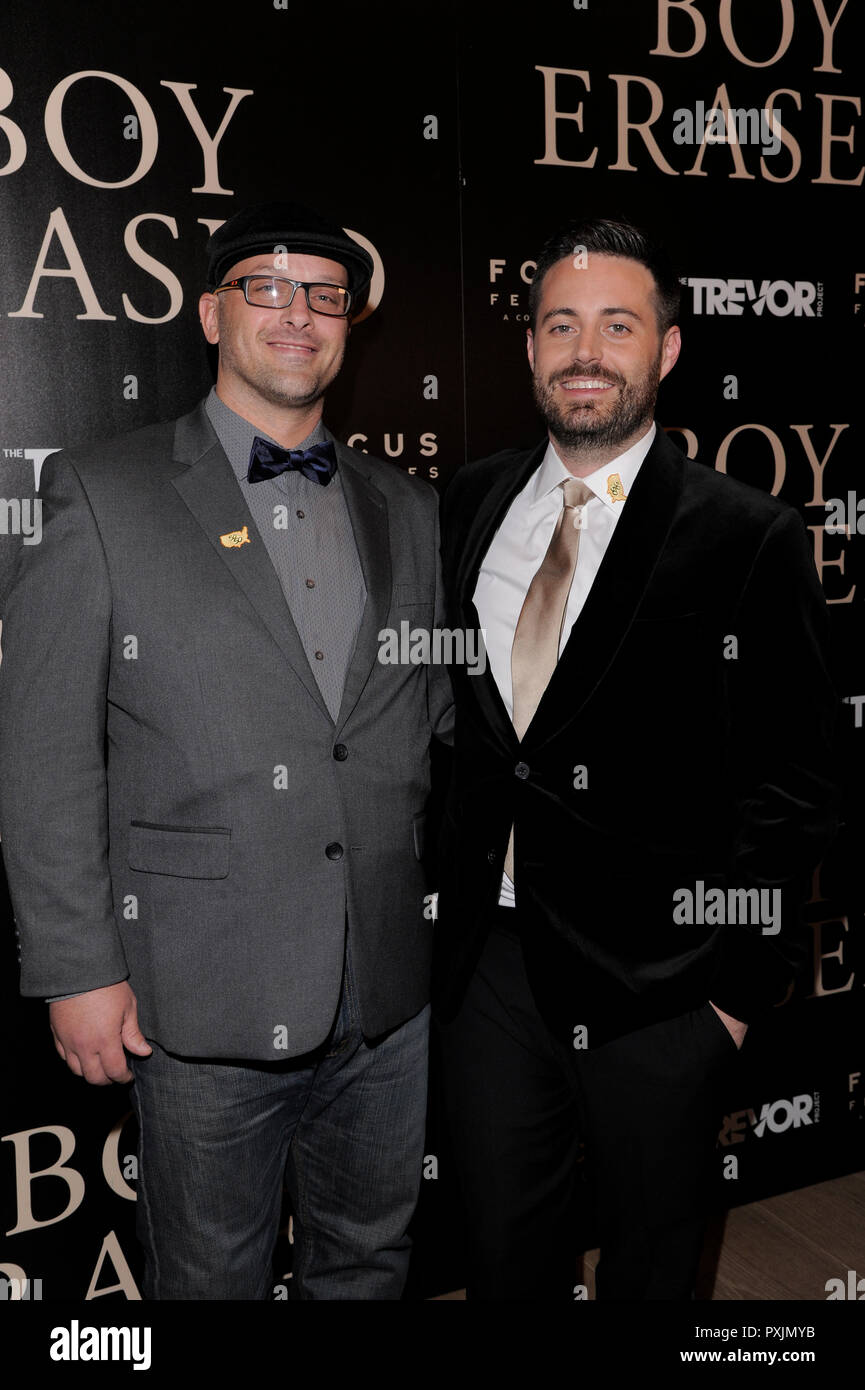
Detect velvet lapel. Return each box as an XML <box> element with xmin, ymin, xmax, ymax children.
<box><xmin>170</xmin><ymin>404</ymin><xmax>333</xmax><ymax>722</ymax></box>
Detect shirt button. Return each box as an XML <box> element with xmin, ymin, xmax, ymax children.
<box><xmin>306</xmin><ymin>578</ymin><xmax>315</xmax><ymax>589</ymax></box>
<box><xmin>325</xmin><ymin>842</ymin><xmax>344</xmax><ymax>861</ymax></box>
<box><xmin>333</xmin><ymin>744</ymin><xmax>348</xmax><ymax>761</ymax></box>
<box><xmin>314</xmin><ymin>650</ymin><xmax>324</xmax><ymax>661</ymax></box>
<box><xmin>296</xmin><ymin>509</ymin><xmax>305</xmax><ymax>519</ymax></box>
<box><xmin>487</xmin><ymin>850</ymin><xmax>497</xmax><ymax>864</ymax></box>
<box><xmin>515</xmin><ymin>761</ymin><xmax>530</xmax><ymax>779</ymax></box>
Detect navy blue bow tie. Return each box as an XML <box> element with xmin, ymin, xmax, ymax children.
<box><xmin>247</xmin><ymin>436</ymin><xmax>338</xmax><ymax>486</ymax></box>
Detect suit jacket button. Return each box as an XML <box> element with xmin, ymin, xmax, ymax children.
<box><xmin>514</xmin><ymin>761</ymin><xmax>530</xmax><ymax>779</ymax></box>
<box><xmin>487</xmin><ymin>850</ymin><xmax>497</xmax><ymax>864</ymax></box>
<box><xmin>326</xmin><ymin>842</ymin><xmax>344</xmax><ymax>860</ymax></box>
<box><xmin>333</xmin><ymin>744</ymin><xmax>348</xmax><ymax>761</ymax></box>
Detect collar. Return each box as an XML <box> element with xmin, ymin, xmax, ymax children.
<box><xmin>528</xmin><ymin>420</ymin><xmax>657</xmax><ymax>513</ymax></box>
<box><xmin>204</xmin><ymin>386</ymin><xmax>330</xmax><ymax>482</ymax></box>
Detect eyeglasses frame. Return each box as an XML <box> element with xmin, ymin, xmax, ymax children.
<box><xmin>212</xmin><ymin>275</ymin><xmax>353</xmax><ymax>317</ymax></box>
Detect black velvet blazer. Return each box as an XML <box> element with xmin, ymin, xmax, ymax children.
<box><xmin>433</xmin><ymin>425</ymin><xmax>838</xmax><ymax>1045</ymax></box>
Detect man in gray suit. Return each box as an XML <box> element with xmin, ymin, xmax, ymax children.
<box><xmin>0</xmin><ymin>202</ymin><xmax>453</xmax><ymax>1299</ymax></box>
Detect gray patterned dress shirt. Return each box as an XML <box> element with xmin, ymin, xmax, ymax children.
<box><xmin>204</xmin><ymin>387</ymin><xmax>367</xmax><ymax>721</ymax></box>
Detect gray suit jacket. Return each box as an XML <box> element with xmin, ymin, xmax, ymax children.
<box><xmin>0</xmin><ymin>402</ymin><xmax>453</xmax><ymax>1060</ymax></box>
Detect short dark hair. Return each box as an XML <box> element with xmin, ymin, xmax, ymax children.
<box><xmin>528</xmin><ymin>217</ymin><xmax>681</xmax><ymax>336</ymax></box>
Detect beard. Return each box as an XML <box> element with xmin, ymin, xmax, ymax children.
<box><xmin>532</xmin><ymin>347</ymin><xmax>662</xmax><ymax>453</ymax></box>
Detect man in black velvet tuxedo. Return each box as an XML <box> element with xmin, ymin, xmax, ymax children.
<box><xmin>433</xmin><ymin>218</ymin><xmax>837</xmax><ymax>1300</ymax></box>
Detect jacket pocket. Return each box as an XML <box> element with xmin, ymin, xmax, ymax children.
<box><xmin>395</xmin><ymin>584</ymin><xmax>435</xmax><ymax>607</ymax></box>
<box><xmin>128</xmin><ymin>822</ymin><xmax>231</xmax><ymax>879</ymax></box>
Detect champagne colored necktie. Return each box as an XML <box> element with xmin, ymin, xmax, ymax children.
<box><xmin>505</xmin><ymin>477</ymin><xmax>593</xmax><ymax>881</ymax></box>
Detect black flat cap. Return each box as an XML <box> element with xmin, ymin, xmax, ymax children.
<box><xmin>206</xmin><ymin>201</ymin><xmax>374</xmax><ymax>311</ymax></box>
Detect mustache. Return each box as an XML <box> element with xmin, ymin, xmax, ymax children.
<box><xmin>548</xmin><ymin>364</ymin><xmax>625</xmax><ymax>387</ymax></box>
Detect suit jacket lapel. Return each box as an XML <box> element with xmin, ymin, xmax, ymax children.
<box><xmin>331</xmin><ymin>442</ymin><xmax>391</xmax><ymax>732</ymax></box>
<box><xmin>170</xmin><ymin>404</ymin><xmax>333</xmax><ymax>721</ymax></box>
<box><xmin>523</xmin><ymin>428</ymin><xmax>686</xmax><ymax>751</ymax></box>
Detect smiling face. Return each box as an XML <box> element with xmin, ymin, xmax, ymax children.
<box><xmin>198</xmin><ymin>251</ymin><xmax>350</xmax><ymax>441</ymax></box>
<box><xmin>527</xmin><ymin>253</ymin><xmax>680</xmax><ymax>470</ymax></box>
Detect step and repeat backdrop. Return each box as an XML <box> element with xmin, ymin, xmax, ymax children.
<box><xmin>0</xmin><ymin>0</ymin><xmax>862</xmax><ymax>1302</ymax></box>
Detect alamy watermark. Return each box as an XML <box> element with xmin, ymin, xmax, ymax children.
<box><xmin>0</xmin><ymin>497</ymin><xmax>41</xmax><ymax>544</ymax></box>
<box><xmin>673</xmin><ymin>103</ymin><xmax>781</xmax><ymax>156</ymax></box>
<box><xmin>673</xmin><ymin>880</ymin><xmax>781</xmax><ymax>935</ymax></box>
<box><xmin>0</xmin><ymin>1275</ymin><xmax>42</xmax><ymax>1299</ymax></box>
<box><xmin>49</xmin><ymin>1321</ymin><xmax>151</xmax><ymax>1370</ymax></box>
<box><xmin>378</xmin><ymin>621</ymin><xmax>487</xmax><ymax>675</ymax></box>
<box><xmin>826</xmin><ymin>1270</ymin><xmax>865</xmax><ymax>1300</ymax></box>
<box><xmin>825</xmin><ymin>492</ymin><xmax>865</xmax><ymax>535</ymax></box>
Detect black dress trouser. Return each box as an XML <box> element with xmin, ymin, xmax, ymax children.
<box><xmin>437</xmin><ymin>910</ymin><xmax>739</xmax><ymax>1300</ymax></box>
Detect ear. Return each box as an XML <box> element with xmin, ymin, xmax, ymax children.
<box><xmin>199</xmin><ymin>292</ymin><xmax>220</xmax><ymax>346</ymax></box>
<box><xmin>658</xmin><ymin>324</ymin><xmax>681</xmax><ymax>382</ymax></box>
<box><xmin>526</xmin><ymin>327</ymin><xmax>535</xmax><ymax>373</ymax></box>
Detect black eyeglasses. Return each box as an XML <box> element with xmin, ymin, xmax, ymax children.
<box><xmin>213</xmin><ymin>275</ymin><xmax>352</xmax><ymax>317</ymax></box>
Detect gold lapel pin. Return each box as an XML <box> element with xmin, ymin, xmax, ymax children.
<box><xmin>606</xmin><ymin>472</ymin><xmax>627</xmax><ymax>502</ymax></box>
<box><xmin>220</xmin><ymin>525</ymin><xmax>251</xmax><ymax>548</ymax></box>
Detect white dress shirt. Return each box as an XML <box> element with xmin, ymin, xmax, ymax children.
<box><xmin>473</xmin><ymin>422</ymin><xmax>656</xmax><ymax>905</ymax></box>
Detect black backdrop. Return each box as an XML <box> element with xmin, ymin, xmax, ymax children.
<box><xmin>0</xmin><ymin>0</ymin><xmax>863</xmax><ymax>1306</ymax></box>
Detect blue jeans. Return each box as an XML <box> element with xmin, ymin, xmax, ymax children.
<box><xmin>129</xmin><ymin>929</ymin><xmax>430</xmax><ymax>1299</ymax></box>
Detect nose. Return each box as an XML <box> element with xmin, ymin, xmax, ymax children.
<box><xmin>280</xmin><ymin>285</ymin><xmax>313</xmax><ymax>330</ymax></box>
<box><xmin>572</xmin><ymin>325</ymin><xmax>603</xmax><ymax>362</ymax></box>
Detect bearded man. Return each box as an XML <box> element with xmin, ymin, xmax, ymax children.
<box><xmin>433</xmin><ymin>217</ymin><xmax>837</xmax><ymax>1300</ymax></box>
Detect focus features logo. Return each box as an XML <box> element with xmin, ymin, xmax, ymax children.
<box><xmin>681</xmin><ymin>277</ymin><xmax>822</xmax><ymax>317</ymax></box>
<box><xmin>488</xmin><ymin>257</ymin><xmax>536</xmax><ymax>322</ymax></box>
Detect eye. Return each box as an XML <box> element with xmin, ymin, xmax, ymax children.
<box><xmin>310</xmin><ymin>285</ymin><xmax>346</xmax><ymax>308</ymax></box>
<box><xmin>606</xmin><ymin>322</ymin><xmax>630</xmax><ymax>334</ymax></box>
<box><xmin>549</xmin><ymin>322</ymin><xmax>573</xmax><ymax>334</ymax></box>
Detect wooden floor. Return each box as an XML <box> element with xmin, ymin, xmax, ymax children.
<box><xmin>431</xmin><ymin>1171</ymin><xmax>865</xmax><ymax>1300</ymax></box>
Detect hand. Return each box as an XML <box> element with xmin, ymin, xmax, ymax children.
<box><xmin>49</xmin><ymin>982</ymin><xmax>152</xmax><ymax>1085</ymax></box>
<box><xmin>709</xmin><ymin>1000</ymin><xmax>748</xmax><ymax>1050</ymax></box>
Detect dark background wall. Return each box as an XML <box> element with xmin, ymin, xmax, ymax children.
<box><xmin>0</xmin><ymin>0</ymin><xmax>862</xmax><ymax>1302</ymax></box>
